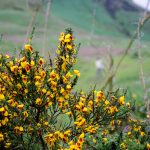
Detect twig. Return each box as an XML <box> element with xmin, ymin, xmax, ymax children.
<box><xmin>101</xmin><ymin>13</ymin><xmax>150</xmax><ymax>90</ymax></box>
<box><xmin>23</xmin><ymin>10</ymin><xmax>38</xmax><ymax>47</ymax></box>
<box><xmin>137</xmin><ymin>0</ymin><xmax>150</xmax><ymax>121</ymax></box>
<box><xmin>42</xmin><ymin>0</ymin><xmax>51</xmax><ymax>57</ymax></box>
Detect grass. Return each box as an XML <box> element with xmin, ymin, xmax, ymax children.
<box><xmin>74</xmin><ymin>48</ymin><xmax>150</xmax><ymax>105</ymax></box>
<box><xmin>51</xmin><ymin>0</ymin><xmax>122</xmax><ymax>37</ymax></box>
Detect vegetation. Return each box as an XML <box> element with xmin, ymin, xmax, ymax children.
<box><xmin>0</xmin><ymin>28</ymin><xmax>150</xmax><ymax>150</ymax></box>
<box><xmin>0</xmin><ymin>1</ymin><xmax>150</xmax><ymax>149</ymax></box>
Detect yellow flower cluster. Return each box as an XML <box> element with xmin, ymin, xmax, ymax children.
<box><xmin>0</xmin><ymin>29</ymin><xmax>81</xmax><ymax>149</ymax></box>
<box><xmin>0</xmin><ymin>29</ymin><xmax>148</xmax><ymax>149</ymax></box>
<box><xmin>45</xmin><ymin>130</ymin><xmax>71</xmax><ymax>148</ymax></box>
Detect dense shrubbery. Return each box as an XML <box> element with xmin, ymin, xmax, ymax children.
<box><xmin>0</xmin><ymin>29</ymin><xmax>150</xmax><ymax>149</ymax></box>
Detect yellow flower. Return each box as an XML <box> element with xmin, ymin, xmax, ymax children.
<box><xmin>56</xmin><ymin>49</ymin><xmax>60</xmax><ymax>54</ymax></box>
<box><xmin>34</xmin><ymin>75</ymin><xmax>41</xmax><ymax>81</ymax></box>
<box><xmin>140</xmin><ymin>131</ymin><xmax>145</xmax><ymax>137</ymax></box>
<box><xmin>126</xmin><ymin>102</ymin><xmax>130</xmax><ymax>108</ymax></box>
<box><xmin>42</xmin><ymin>88</ymin><xmax>47</xmax><ymax>94</ymax></box>
<box><xmin>7</xmin><ymin>61</ymin><xmax>13</xmax><ymax>67</ymax></box>
<box><xmin>17</xmin><ymin>83</ymin><xmax>22</xmax><ymax>89</ymax></box>
<box><xmin>70</xmin><ymin>144</ymin><xmax>78</xmax><ymax>150</ymax></box>
<box><xmin>5</xmin><ymin>54</ymin><xmax>10</xmax><ymax>59</ymax></box>
<box><xmin>35</xmin><ymin>98</ymin><xmax>42</xmax><ymax>105</ymax></box>
<box><xmin>4</xmin><ymin>111</ymin><xmax>8</xmax><ymax>116</ymax></box>
<box><xmin>44</xmin><ymin>121</ymin><xmax>49</xmax><ymax>126</ymax></box>
<box><xmin>105</xmin><ymin>100</ymin><xmax>110</xmax><ymax>105</ymax></box>
<box><xmin>127</xmin><ymin>132</ymin><xmax>131</xmax><ymax>136</ymax></box>
<box><xmin>66</xmin><ymin>72</ymin><xmax>73</xmax><ymax>78</ymax></box>
<box><xmin>41</xmin><ymin>71</ymin><xmax>46</xmax><ymax>79</ymax></box>
<box><xmin>24</xmin><ymin>44</ymin><xmax>33</xmax><ymax>52</ymax></box>
<box><xmin>37</xmin><ymin>123</ymin><xmax>41</xmax><ymax>127</ymax></box>
<box><xmin>83</xmin><ymin>107</ymin><xmax>89</xmax><ymax>113</ymax></box>
<box><xmin>120</xmin><ymin>142</ymin><xmax>127</xmax><ymax>149</ymax></box>
<box><xmin>110</xmin><ymin>120</ymin><xmax>115</xmax><ymax>126</ymax></box>
<box><xmin>74</xmin><ymin>70</ymin><xmax>80</xmax><ymax>77</ymax></box>
<box><xmin>25</xmin><ymin>64</ymin><xmax>31</xmax><ymax>73</ymax></box>
<box><xmin>51</xmin><ymin>81</ymin><xmax>57</xmax><ymax>89</ymax></box>
<box><xmin>14</xmin><ymin>126</ymin><xmax>23</xmax><ymax>134</ymax></box>
<box><xmin>59</xmin><ymin>32</ymin><xmax>65</xmax><ymax>42</ymax></box>
<box><xmin>147</xmin><ymin>143</ymin><xmax>150</xmax><ymax>150</ymax></box>
<box><xmin>4</xmin><ymin>143</ymin><xmax>11</xmax><ymax>148</ymax></box>
<box><xmin>21</xmin><ymin>61</ymin><xmax>28</xmax><ymax>68</ymax></box>
<box><xmin>60</xmin><ymin>87</ymin><xmax>65</xmax><ymax>94</ymax></box>
<box><xmin>93</xmin><ymin>138</ymin><xmax>96</xmax><ymax>143</ymax></box>
<box><xmin>134</xmin><ymin>125</ymin><xmax>141</xmax><ymax>132</ymax></box>
<box><xmin>96</xmin><ymin>91</ymin><xmax>104</xmax><ymax>102</ymax></box>
<box><xmin>39</xmin><ymin>58</ymin><xmax>44</xmax><ymax>66</ymax></box>
<box><xmin>66</xmin><ymin>84</ymin><xmax>71</xmax><ymax>90</ymax></box>
<box><xmin>79</xmin><ymin>133</ymin><xmax>85</xmax><ymax>139</ymax></box>
<box><xmin>88</xmin><ymin>100</ymin><xmax>93</xmax><ymax>107</ymax></box>
<box><xmin>109</xmin><ymin>106</ymin><xmax>118</xmax><ymax>114</ymax></box>
<box><xmin>55</xmin><ymin>131</ymin><xmax>60</xmax><ymax>135</ymax></box>
<box><xmin>24</xmin><ymin>89</ymin><xmax>28</xmax><ymax>94</ymax></box>
<box><xmin>2</xmin><ymin>117</ymin><xmax>9</xmax><ymax>125</ymax></box>
<box><xmin>68</xmin><ymin>140</ymin><xmax>74</xmax><ymax>146</ymax></box>
<box><xmin>22</xmin><ymin>75</ymin><xmax>27</xmax><ymax>84</ymax></box>
<box><xmin>45</xmin><ymin>133</ymin><xmax>56</xmax><ymax>147</ymax></box>
<box><xmin>19</xmin><ymin>56</ymin><xmax>26</xmax><ymax>62</ymax></box>
<box><xmin>0</xmin><ymin>107</ymin><xmax>5</xmax><ymax>112</ymax></box>
<box><xmin>24</xmin><ymin>111</ymin><xmax>28</xmax><ymax>118</ymax></box>
<box><xmin>31</xmin><ymin>60</ymin><xmax>35</xmax><ymax>66</ymax></box>
<box><xmin>117</xmin><ymin>120</ymin><xmax>121</xmax><ymax>125</ymax></box>
<box><xmin>66</xmin><ymin>44</ymin><xmax>72</xmax><ymax>50</ymax></box>
<box><xmin>7</xmin><ymin>99</ymin><xmax>18</xmax><ymax>107</ymax></box>
<box><xmin>102</xmin><ymin>129</ymin><xmax>108</xmax><ymax>136</ymax></box>
<box><xmin>103</xmin><ymin>138</ymin><xmax>108</xmax><ymax>143</ymax></box>
<box><xmin>11</xmin><ymin>66</ymin><xmax>18</xmax><ymax>74</ymax></box>
<box><xmin>62</xmin><ymin>62</ymin><xmax>67</xmax><ymax>71</ymax></box>
<box><xmin>118</xmin><ymin>96</ymin><xmax>125</xmax><ymax>105</ymax></box>
<box><xmin>66</xmin><ymin>111</ymin><xmax>72</xmax><ymax>117</ymax></box>
<box><xmin>64</xmin><ymin>130</ymin><xmax>71</xmax><ymax>136</ymax></box>
<box><xmin>74</xmin><ymin>117</ymin><xmax>86</xmax><ymax>128</ymax></box>
<box><xmin>64</xmin><ymin>34</ymin><xmax>72</xmax><ymax>43</ymax></box>
<box><xmin>59</xmin><ymin>132</ymin><xmax>68</xmax><ymax>142</ymax></box>
<box><xmin>76</xmin><ymin>132</ymin><xmax>84</xmax><ymax>148</ymax></box>
<box><xmin>17</xmin><ymin>104</ymin><xmax>24</xmax><ymax>110</ymax></box>
<box><xmin>49</xmin><ymin>70</ymin><xmax>58</xmax><ymax>80</ymax></box>
<box><xmin>0</xmin><ymin>133</ymin><xmax>4</xmax><ymax>142</ymax></box>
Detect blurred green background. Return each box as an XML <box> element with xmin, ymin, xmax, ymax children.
<box><xmin>0</xmin><ymin>0</ymin><xmax>150</xmax><ymax>107</ymax></box>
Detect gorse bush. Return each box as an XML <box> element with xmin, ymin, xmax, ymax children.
<box><xmin>0</xmin><ymin>29</ymin><xmax>150</xmax><ymax>150</ymax></box>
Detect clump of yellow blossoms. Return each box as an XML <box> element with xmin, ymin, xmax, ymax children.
<box><xmin>0</xmin><ymin>29</ymin><xmax>149</xmax><ymax>149</ymax></box>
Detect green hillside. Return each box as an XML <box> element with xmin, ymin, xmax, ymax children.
<box><xmin>0</xmin><ymin>0</ymin><xmax>150</xmax><ymax>44</ymax></box>
<box><xmin>0</xmin><ymin>0</ymin><xmax>149</xmax><ymax>40</ymax></box>
<box><xmin>51</xmin><ymin>0</ymin><xmax>120</xmax><ymax>36</ymax></box>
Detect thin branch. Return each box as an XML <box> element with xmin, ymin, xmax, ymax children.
<box><xmin>23</xmin><ymin>10</ymin><xmax>38</xmax><ymax>47</ymax></box>
<box><xmin>101</xmin><ymin>13</ymin><xmax>150</xmax><ymax>90</ymax></box>
<box><xmin>42</xmin><ymin>0</ymin><xmax>51</xmax><ymax>57</ymax></box>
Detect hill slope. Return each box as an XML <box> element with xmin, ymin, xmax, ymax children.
<box><xmin>0</xmin><ymin>0</ymin><xmax>149</xmax><ymax>39</ymax></box>
<box><xmin>0</xmin><ymin>0</ymin><xmax>150</xmax><ymax>55</ymax></box>
<box><xmin>51</xmin><ymin>0</ymin><xmax>150</xmax><ymax>39</ymax></box>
